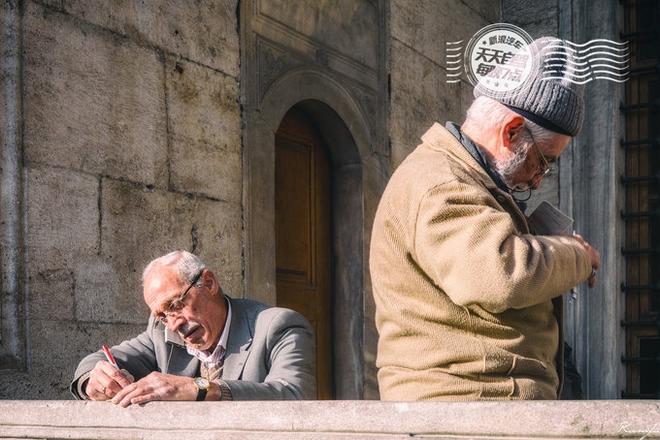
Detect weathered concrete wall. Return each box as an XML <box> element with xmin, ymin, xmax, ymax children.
<box><xmin>0</xmin><ymin>400</ymin><xmax>659</xmax><ymax>439</ymax></box>
<box><xmin>501</xmin><ymin>0</ymin><xmax>626</xmax><ymax>398</ymax></box>
<box><xmin>560</xmin><ymin>0</ymin><xmax>626</xmax><ymax>399</ymax></box>
<box><xmin>0</xmin><ymin>0</ymin><xmax>241</xmax><ymax>399</ymax></box>
<box><xmin>388</xmin><ymin>0</ymin><xmax>500</xmax><ymax>170</ymax></box>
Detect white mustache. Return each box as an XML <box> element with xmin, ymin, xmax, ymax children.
<box><xmin>178</xmin><ymin>320</ymin><xmax>201</xmax><ymax>338</ymax></box>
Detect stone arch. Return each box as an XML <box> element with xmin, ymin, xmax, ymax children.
<box><xmin>243</xmin><ymin>67</ymin><xmax>368</xmax><ymax>398</ymax></box>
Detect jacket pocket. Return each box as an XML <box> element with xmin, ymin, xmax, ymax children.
<box><xmin>509</xmin><ymin>355</ymin><xmax>548</xmax><ymax>377</ymax></box>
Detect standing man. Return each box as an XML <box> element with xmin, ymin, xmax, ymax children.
<box><xmin>370</xmin><ymin>38</ymin><xmax>600</xmax><ymax>400</ymax></box>
<box><xmin>71</xmin><ymin>250</ymin><xmax>315</xmax><ymax>405</ymax></box>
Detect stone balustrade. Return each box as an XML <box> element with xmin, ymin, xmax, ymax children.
<box><xmin>0</xmin><ymin>400</ymin><xmax>658</xmax><ymax>439</ymax></box>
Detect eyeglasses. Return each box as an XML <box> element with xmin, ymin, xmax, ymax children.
<box><xmin>527</xmin><ymin>127</ymin><xmax>556</xmax><ymax>180</ymax></box>
<box><xmin>153</xmin><ymin>270</ymin><xmax>203</xmax><ymax>326</ymax></box>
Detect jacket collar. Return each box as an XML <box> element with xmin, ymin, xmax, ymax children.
<box><xmin>444</xmin><ymin>122</ymin><xmax>512</xmax><ymax>195</ymax></box>
<box><xmin>420</xmin><ymin>122</ymin><xmax>529</xmax><ymax>225</ymax></box>
<box><xmin>421</xmin><ymin>122</ymin><xmax>499</xmax><ymax>191</ymax></box>
<box><xmin>222</xmin><ymin>297</ymin><xmax>254</xmax><ymax>380</ymax></box>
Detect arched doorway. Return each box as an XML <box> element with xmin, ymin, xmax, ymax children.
<box><xmin>275</xmin><ymin>106</ymin><xmax>334</xmax><ymax>399</ymax></box>
<box><xmin>242</xmin><ymin>68</ymin><xmax>376</xmax><ymax>398</ymax></box>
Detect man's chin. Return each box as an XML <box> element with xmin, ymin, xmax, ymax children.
<box><xmin>186</xmin><ymin>336</ymin><xmax>216</xmax><ymax>351</ymax></box>
<box><xmin>185</xmin><ymin>337</ymin><xmax>207</xmax><ymax>349</ymax></box>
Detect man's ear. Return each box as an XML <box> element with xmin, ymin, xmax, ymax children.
<box><xmin>499</xmin><ymin>114</ymin><xmax>525</xmax><ymax>152</ymax></box>
<box><xmin>202</xmin><ymin>269</ymin><xmax>220</xmax><ymax>296</ymax></box>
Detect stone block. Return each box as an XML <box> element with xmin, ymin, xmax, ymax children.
<box><xmin>389</xmin><ymin>40</ymin><xmax>462</xmax><ymax>170</ymax></box>
<box><xmin>29</xmin><ymin>268</ymin><xmax>75</xmax><ymax>321</ymax></box>
<box><xmin>27</xmin><ymin>164</ymin><xmax>99</xmax><ymax>273</ymax></box>
<box><xmin>523</xmin><ymin>17</ymin><xmax>559</xmax><ymax>39</ymax></box>
<box><xmin>23</xmin><ymin>2</ymin><xmax>168</xmax><ymax>187</ymax></box>
<box><xmin>100</xmin><ymin>179</ymin><xmax>193</xmax><ymax>312</ymax></box>
<box><xmin>0</xmin><ymin>319</ymin><xmax>145</xmax><ymax>399</ymax></box>
<box><xmin>391</xmin><ymin>0</ymin><xmax>491</xmax><ymax>68</ymax></box>
<box><xmin>74</xmin><ymin>257</ymin><xmax>148</xmax><ymax>324</ymax></box>
<box><xmin>100</xmin><ymin>178</ymin><xmax>243</xmax><ymax>311</ymax></box>
<box><xmin>190</xmin><ymin>197</ymin><xmax>243</xmax><ymax>297</ymax></box>
<box><xmin>62</xmin><ymin>0</ymin><xmax>239</xmax><ymax>77</ymax></box>
<box><xmin>460</xmin><ymin>79</ymin><xmax>476</xmax><ymax>117</ymax></box>
<box><xmin>167</xmin><ymin>58</ymin><xmax>242</xmax><ymax>202</ymax></box>
<box><xmin>38</xmin><ymin>0</ymin><xmax>63</xmax><ymax>9</ymax></box>
<box><xmin>502</xmin><ymin>0</ymin><xmax>558</xmax><ymax>28</ymax></box>
<box><xmin>462</xmin><ymin>0</ymin><xmax>500</xmax><ymax>23</ymax></box>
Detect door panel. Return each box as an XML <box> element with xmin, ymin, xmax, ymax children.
<box><xmin>275</xmin><ymin>107</ymin><xmax>333</xmax><ymax>399</ymax></box>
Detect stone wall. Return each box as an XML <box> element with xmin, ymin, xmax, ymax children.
<box><xmin>0</xmin><ymin>0</ymin><xmax>242</xmax><ymax>399</ymax></box>
<box><xmin>388</xmin><ymin>0</ymin><xmax>500</xmax><ymax>170</ymax></box>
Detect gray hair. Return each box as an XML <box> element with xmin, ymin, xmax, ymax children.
<box><xmin>464</xmin><ymin>96</ymin><xmax>560</xmax><ymax>150</ymax></box>
<box><xmin>142</xmin><ymin>250</ymin><xmax>206</xmax><ymax>286</ymax></box>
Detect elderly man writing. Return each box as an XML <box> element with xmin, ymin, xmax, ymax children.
<box><xmin>370</xmin><ymin>38</ymin><xmax>600</xmax><ymax>400</ymax></box>
<box><xmin>71</xmin><ymin>250</ymin><xmax>315</xmax><ymax>405</ymax></box>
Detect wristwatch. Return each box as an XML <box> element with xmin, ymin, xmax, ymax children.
<box><xmin>193</xmin><ymin>377</ymin><xmax>210</xmax><ymax>401</ymax></box>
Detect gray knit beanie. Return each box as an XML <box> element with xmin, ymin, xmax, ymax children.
<box><xmin>473</xmin><ymin>37</ymin><xmax>585</xmax><ymax>136</ymax></box>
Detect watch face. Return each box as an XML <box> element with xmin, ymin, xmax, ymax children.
<box><xmin>194</xmin><ymin>377</ymin><xmax>210</xmax><ymax>389</ymax></box>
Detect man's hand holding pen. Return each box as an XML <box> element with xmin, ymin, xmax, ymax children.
<box><xmin>84</xmin><ymin>360</ymin><xmax>134</xmax><ymax>401</ymax></box>
<box><xmin>84</xmin><ymin>345</ymin><xmax>202</xmax><ymax>406</ymax></box>
<box><xmin>84</xmin><ymin>345</ymin><xmax>134</xmax><ymax>401</ymax></box>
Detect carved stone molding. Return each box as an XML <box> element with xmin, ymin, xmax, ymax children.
<box><xmin>256</xmin><ymin>36</ymin><xmax>303</xmax><ymax>102</ymax></box>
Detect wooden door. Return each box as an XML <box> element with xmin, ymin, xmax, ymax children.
<box><xmin>275</xmin><ymin>107</ymin><xmax>333</xmax><ymax>399</ymax></box>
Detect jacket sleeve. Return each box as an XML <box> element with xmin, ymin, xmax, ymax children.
<box><xmin>413</xmin><ymin>180</ymin><xmax>592</xmax><ymax>314</ymax></box>
<box><xmin>224</xmin><ymin>309</ymin><xmax>316</xmax><ymax>400</ymax></box>
<box><xmin>70</xmin><ymin>319</ymin><xmax>158</xmax><ymax>399</ymax></box>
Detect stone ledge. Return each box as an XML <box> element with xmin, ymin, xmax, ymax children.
<box><xmin>0</xmin><ymin>400</ymin><xmax>659</xmax><ymax>439</ymax></box>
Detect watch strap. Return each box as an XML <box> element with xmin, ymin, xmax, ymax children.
<box><xmin>194</xmin><ymin>377</ymin><xmax>209</xmax><ymax>401</ymax></box>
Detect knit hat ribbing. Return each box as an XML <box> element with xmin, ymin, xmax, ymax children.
<box><xmin>473</xmin><ymin>37</ymin><xmax>585</xmax><ymax>137</ymax></box>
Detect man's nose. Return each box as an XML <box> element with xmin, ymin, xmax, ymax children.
<box><xmin>167</xmin><ymin>314</ymin><xmax>186</xmax><ymax>333</ymax></box>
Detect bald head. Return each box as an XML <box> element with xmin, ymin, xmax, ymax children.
<box><xmin>142</xmin><ymin>250</ymin><xmax>206</xmax><ymax>286</ymax></box>
<box><xmin>142</xmin><ymin>250</ymin><xmax>207</xmax><ymax>311</ymax></box>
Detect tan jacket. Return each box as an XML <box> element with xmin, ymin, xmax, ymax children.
<box><xmin>370</xmin><ymin>123</ymin><xmax>591</xmax><ymax>400</ymax></box>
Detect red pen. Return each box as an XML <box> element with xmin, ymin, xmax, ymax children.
<box><xmin>102</xmin><ymin>344</ymin><xmax>119</xmax><ymax>369</ymax></box>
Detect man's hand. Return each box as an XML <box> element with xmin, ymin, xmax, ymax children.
<box><xmin>111</xmin><ymin>371</ymin><xmax>197</xmax><ymax>407</ymax></box>
<box><xmin>573</xmin><ymin>233</ymin><xmax>601</xmax><ymax>288</ymax></box>
<box><xmin>85</xmin><ymin>360</ymin><xmax>134</xmax><ymax>401</ymax></box>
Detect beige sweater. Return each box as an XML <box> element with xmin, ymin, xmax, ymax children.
<box><xmin>370</xmin><ymin>123</ymin><xmax>592</xmax><ymax>400</ymax></box>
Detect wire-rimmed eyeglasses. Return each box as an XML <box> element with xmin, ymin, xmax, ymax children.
<box><xmin>153</xmin><ymin>270</ymin><xmax>203</xmax><ymax>326</ymax></box>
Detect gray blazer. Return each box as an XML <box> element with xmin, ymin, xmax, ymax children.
<box><xmin>70</xmin><ymin>297</ymin><xmax>316</xmax><ymax>400</ymax></box>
